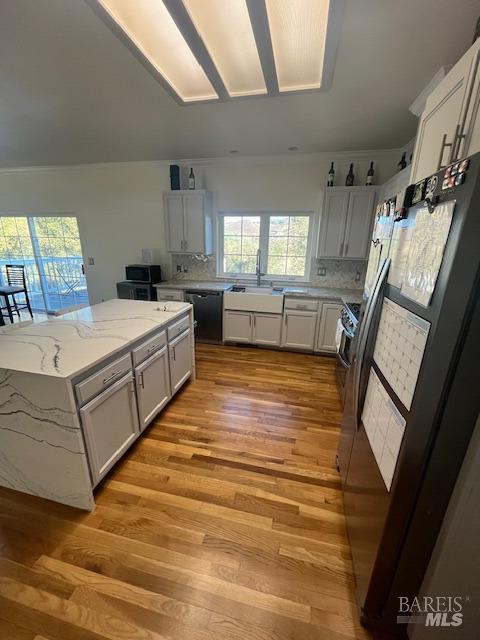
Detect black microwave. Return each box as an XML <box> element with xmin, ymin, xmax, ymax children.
<box><xmin>125</xmin><ymin>264</ymin><xmax>162</xmax><ymax>284</ymax></box>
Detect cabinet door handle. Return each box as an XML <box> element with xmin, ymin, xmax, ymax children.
<box><xmin>147</xmin><ymin>344</ymin><xmax>159</xmax><ymax>353</ymax></box>
<box><xmin>285</xmin><ymin>314</ymin><xmax>288</xmax><ymax>326</ymax></box>
<box><xmin>450</xmin><ymin>123</ymin><xmax>466</xmax><ymax>163</ymax></box>
<box><xmin>103</xmin><ymin>370</ymin><xmax>121</xmax><ymax>385</ymax></box>
<box><xmin>249</xmin><ymin>315</ymin><xmax>252</xmax><ymax>325</ymax></box>
<box><xmin>172</xmin><ymin>346</ymin><xmax>176</xmax><ymax>361</ymax></box>
<box><xmin>184</xmin><ymin>240</ymin><xmax>188</xmax><ymax>250</ymax></box>
<box><xmin>139</xmin><ymin>372</ymin><xmax>145</xmax><ymax>389</ymax></box>
<box><xmin>437</xmin><ymin>132</ymin><xmax>454</xmax><ymax>170</ymax></box>
<box><xmin>344</xmin><ymin>243</ymin><xmax>349</xmax><ymax>256</ymax></box>
<box><xmin>253</xmin><ymin>315</ymin><xmax>256</xmax><ymax>327</ymax></box>
<box><xmin>339</xmin><ymin>242</ymin><xmax>344</xmax><ymax>256</ymax></box>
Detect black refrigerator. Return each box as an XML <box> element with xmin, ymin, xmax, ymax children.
<box><xmin>338</xmin><ymin>152</ymin><xmax>480</xmax><ymax>635</ymax></box>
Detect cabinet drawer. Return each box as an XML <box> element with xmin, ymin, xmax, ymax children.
<box><xmin>284</xmin><ymin>297</ymin><xmax>319</xmax><ymax>311</ymax></box>
<box><xmin>168</xmin><ymin>314</ymin><xmax>190</xmax><ymax>342</ymax></box>
<box><xmin>132</xmin><ymin>330</ymin><xmax>167</xmax><ymax>366</ymax></box>
<box><xmin>156</xmin><ymin>289</ymin><xmax>184</xmax><ymax>301</ymax></box>
<box><xmin>76</xmin><ymin>353</ymin><xmax>132</xmax><ymax>407</ymax></box>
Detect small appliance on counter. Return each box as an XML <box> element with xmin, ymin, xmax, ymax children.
<box><xmin>117</xmin><ymin>264</ymin><xmax>162</xmax><ymax>301</ymax></box>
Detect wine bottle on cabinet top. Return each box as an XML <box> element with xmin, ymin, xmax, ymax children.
<box><xmin>327</xmin><ymin>162</ymin><xmax>335</xmax><ymax>187</ymax></box>
<box><xmin>346</xmin><ymin>163</ymin><xmax>354</xmax><ymax>186</ymax></box>
<box><xmin>366</xmin><ymin>161</ymin><xmax>374</xmax><ymax>186</ymax></box>
<box><xmin>188</xmin><ymin>168</ymin><xmax>195</xmax><ymax>189</ymax></box>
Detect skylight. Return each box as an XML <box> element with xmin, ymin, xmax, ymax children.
<box><xmin>93</xmin><ymin>0</ymin><xmax>343</xmax><ymax>104</ymax></box>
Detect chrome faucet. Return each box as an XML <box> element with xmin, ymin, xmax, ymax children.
<box><xmin>256</xmin><ymin>248</ymin><xmax>265</xmax><ymax>287</ymax></box>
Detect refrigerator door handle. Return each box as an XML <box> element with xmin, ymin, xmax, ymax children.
<box><xmin>353</xmin><ymin>258</ymin><xmax>391</xmax><ymax>423</ymax></box>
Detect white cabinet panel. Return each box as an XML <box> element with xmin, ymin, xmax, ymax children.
<box><xmin>164</xmin><ymin>191</ymin><xmax>212</xmax><ymax>254</ymax></box>
<box><xmin>169</xmin><ymin>328</ymin><xmax>192</xmax><ymax>395</ymax></box>
<box><xmin>316</xmin><ymin>302</ymin><xmax>342</xmax><ymax>353</ymax></box>
<box><xmin>223</xmin><ymin>310</ymin><xmax>252</xmax><ymax>343</ymax></box>
<box><xmin>318</xmin><ymin>190</ymin><xmax>349</xmax><ymax>258</ymax></box>
<box><xmin>253</xmin><ymin>313</ymin><xmax>282</xmax><ymax>346</ymax></box>
<box><xmin>135</xmin><ymin>346</ymin><xmax>171</xmax><ymax>430</ymax></box>
<box><xmin>411</xmin><ymin>39</ymin><xmax>480</xmax><ymax>182</ymax></box>
<box><xmin>184</xmin><ymin>193</ymin><xmax>206</xmax><ymax>253</ymax></box>
<box><xmin>164</xmin><ymin>194</ymin><xmax>185</xmax><ymax>253</ymax></box>
<box><xmin>80</xmin><ymin>372</ymin><xmax>139</xmax><ymax>485</ymax></box>
<box><xmin>282</xmin><ymin>311</ymin><xmax>317</xmax><ymax>351</ymax></box>
<box><xmin>343</xmin><ymin>191</ymin><xmax>376</xmax><ymax>259</ymax></box>
<box><xmin>319</xmin><ymin>188</ymin><xmax>375</xmax><ymax>259</ymax></box>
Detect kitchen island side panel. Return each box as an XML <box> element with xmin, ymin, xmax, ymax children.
<box><xmin>0</xmin><ymin>368</ymin><xmax>94</xmax><ymax>510</ymax></box>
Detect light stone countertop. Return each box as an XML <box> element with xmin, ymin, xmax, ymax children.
<box><xmin>156</xmin><ymin>280</ymin><xmax>363</xmax><ymax>304</ymax></box>
<box><xmin>155</xmin><ymin>280</ymin><xmax>233</xmax><ymax>292</ymax></box>
<box><xmin>0</xmin><ymin>299</ymin><xmax>191</xmax><ymax>379</ymax></box>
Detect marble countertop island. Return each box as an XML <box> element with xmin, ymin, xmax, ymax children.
<box><xmin>0</xmin><ymin>299</ymin><xmax>190</xmax><ymax>379</ymax></box>
<box><xmin>0</xmin><ymin>299</ymin><xmax>193</xmax><ymax>511</ymax></box>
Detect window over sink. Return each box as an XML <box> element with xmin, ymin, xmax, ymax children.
<box><xmin>217</xmin><ymin>212</ymin><xmax>314</xmax><ymax>281</ymax></box>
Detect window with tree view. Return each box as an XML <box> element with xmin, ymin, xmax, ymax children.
<box><xmin>219</xmin><ymin>213</ymin><xmax>312</xmax><ymax>279</ymax></box>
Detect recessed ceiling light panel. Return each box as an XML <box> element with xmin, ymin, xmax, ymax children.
<box><xmin>98</xmin><ymin>0</ymin><xmax>218</xmax><ymax>102</ymax></box>
<box><xmin>182</xmin><ymin>0</ymin><xmax>267</xmax><ymax>97</ymax></box>
<box><xmin>265</xmin><ymin>0</ymin><xmax>330</xmax><ymax>92</ymax></box>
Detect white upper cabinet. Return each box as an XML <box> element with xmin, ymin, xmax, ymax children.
<box><xmin>318</xmin><ymin>188</ymin><xmax>375</xmax><ymax>259</ymax></box>
<box><xmin>164</xmin><ymin>190</ymin><xmax>213</xmax><ymax>254</ymax></box>
<box><xmin>318</xmin><ymin>190</ymin><xmax>350</xmax><ymax>258</ymax></box>
<box><xmin>343</xmin><ymin>191</ymin><xmax>376</xmax><ymax>259</ymax></box>
<box><xmin>410</xmin><ymin>39</ymin><xmax>480</xmax><ymax>183</ymax></box>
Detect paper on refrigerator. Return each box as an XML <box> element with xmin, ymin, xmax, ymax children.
<box><xmin>401</xmin><ymin>201</ymin><xmax>455</xmax><ymax>306</ymax></box>
<box><xmin>387</xmin><ymin>218</ymin><xmax>416</xmax><ymax>289</ymax></box>
<box><xmin>362</xmin><ymin>368</ymin><xmax>407</xmax><ymax>491</ymax></box>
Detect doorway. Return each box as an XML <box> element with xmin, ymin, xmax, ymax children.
<box><xmin>0</xmin><ymin>216</ymin><xmax>89</xmax><ymax>313</ymax></box>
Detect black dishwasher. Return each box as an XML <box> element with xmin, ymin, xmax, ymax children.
<box><xmin>184</xmin><ymin>290</ymin><xmax>223</xmax><ymax>343</ymax></box>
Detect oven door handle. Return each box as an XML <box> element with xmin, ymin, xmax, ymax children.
<box><xmin>337</xmin><ymin>351</ymin><xmax>351</xmax><ymax>369</ymax></box>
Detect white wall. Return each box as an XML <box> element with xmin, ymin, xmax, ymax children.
<box><xmin>0</xmin><ymin>150</ymin><xmax>402</xmax><ymax>303</ymax></box>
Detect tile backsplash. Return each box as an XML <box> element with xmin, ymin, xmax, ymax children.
<box><xmin>169</xmin><ymin>254</ymin><xmax>366</xmax><ymax>290</ymax></box>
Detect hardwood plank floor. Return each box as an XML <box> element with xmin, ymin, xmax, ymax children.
<box><xmin>0</xmin><ymin>343</ymin><xmax>385</xmax><ymax>639</ymax></box>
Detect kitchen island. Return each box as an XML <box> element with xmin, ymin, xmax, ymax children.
<box><xmin>0</xmin><ymin>299</ymin><xmax>194</xmax><ymax>510</ymax></box>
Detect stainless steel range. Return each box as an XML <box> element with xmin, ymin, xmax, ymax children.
<box><xmin>335</xmin><ymin>302</ymin><xmax>360</xmax><ymax>405</ymax></box>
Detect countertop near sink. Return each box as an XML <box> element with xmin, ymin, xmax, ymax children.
<box><xmin>155</xmin><ymin>280</ymin><xmax>233</xmax><ymax>292</ymax></box>
<box><xmin>283</xmin><ymin>286</ymin><xmax>363</xmax><ymax>305</ymax></box>
<box><xmin>156</xmin><ymin>280</ymin><xmax>363</xmax><ymax>303</ymax></box>
<box><xmin>0</xmin><ymin>299</ymin><xmax>191</xmax><ymax>379</ymax></box>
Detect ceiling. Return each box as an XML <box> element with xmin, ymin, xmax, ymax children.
<box><xmin>0</xmin><ymin>0</ymin><xmax>478</xmax><ymax>167</ymax></box>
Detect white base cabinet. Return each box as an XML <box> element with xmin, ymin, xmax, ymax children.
<box><xmin>253</xmin><ymin>313</ymin><xmax>282</xmax><ymax>346</ymax></box>
<box><xmin>80</xmin><ymin>372</ymin><xmax>140</xmax><ymax>485</ymax></box>
<box><xmin>223</xmin><ymin>310</ymin><xmax>282</xmax><ymax>346</ymax></box>
<box><xmin>281</xmin><ymin>310</ymin><xmax>317</xmax><ymax>351</ymax></box>
<box><xmin>316</xmin><ymin>303</ymin><xmax>343</xmax><ymax>353</ymax></box>
<box><xmin>135</xmin><ymin>346</ymin><xmax>171</xmax><ymax>430</ymax></box>
<box><xmin>169</xmin><ymin>328</ymin><xmax>192</xmax><ymax>394</ymax></box>
<box><xmin>224</xmin><ymin>310</ymin><xmax>252</xmax><ymax>343</ymax></box>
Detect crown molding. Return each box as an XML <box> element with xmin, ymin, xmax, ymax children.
<box><xmin>0</xmin><ymin>144</ymin><xmax>412</xmax><ymax>176</ymax></box>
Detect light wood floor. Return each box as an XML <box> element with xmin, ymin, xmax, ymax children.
<box><xmin>0</xmin><ymin>343</ymin><xmax>383</xmax><ymax>640</ymax></box>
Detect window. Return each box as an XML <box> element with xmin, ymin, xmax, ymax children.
<box><xmin>218</xmin><ymin>212</ymin><xmax>313</xmax><ymax>280</ymax></box>
<box><xmin>0</xmin><ymin>216</ymin><xmax>89</xmax><ymax>312</ymax></box>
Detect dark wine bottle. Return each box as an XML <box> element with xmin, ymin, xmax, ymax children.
<box><xmin>366</xmin><ymin>161</ymin><xmax>374</xmax><ymax>186</ymax></box>
<box><xmin>345</xmin><ymin>163</ymin><xmax>354</xmax><ymax>186</ymax></box>
<box><xmin>327</xmin><ymin>162</ymin><xmax>335</xmax><ymax>187</ymax></box>
<box><xmin>398</xmin><ymin>152</ymin><xmax>407</xmax><ymax>171</ymax></box>
<box><xmin>188</xmin><ymin>168</ymin><xmax>195</xmax><ymax>190</ymax></box>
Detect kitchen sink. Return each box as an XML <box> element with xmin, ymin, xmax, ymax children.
<box><xmin>224</xmin><ymin>287</ymin><xmax>284</xmax><ymax>313</ymax></box>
